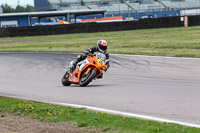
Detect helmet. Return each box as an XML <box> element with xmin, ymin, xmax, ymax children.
<box><xmin>97</xmin><ymin>40</ymin><xmax>107</xmax><ymax>53</ymax></box>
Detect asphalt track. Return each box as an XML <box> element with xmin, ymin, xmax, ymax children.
<box><xmin>0</xmin><ymin>52</ymin><xmax>200</xmax><ymax>127</ymax></box>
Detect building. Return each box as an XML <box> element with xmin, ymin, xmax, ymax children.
<box><xmin>0</xmin><ymin>7</ymin><xmax>3</xmax><ymax>14</ymax></box>
<box><xmin>0</xmin><ymin>10</ymin><xmax>105</xmax><ymax>28</ymax></box>
<box><xmin>34</xmin><ymin>0</ymin><xmax>200</xmax><ymax>19</ymax></box>
<box><xmin>35</xmin><ymin>0</ymin><xmax>200</xmax><ymax>12</ymax></box>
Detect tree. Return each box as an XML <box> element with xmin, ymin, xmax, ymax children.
<box><xmin>25</xmin><ymin>5</ymin><xmax>35</xmax><ymax>12</ymax></box>
<box><xmin>1</xmin><ymin>4</ymin><xmax>15</xmax><ymax>13</ymax></box>
<box><xmin>15</xmin><ymin>5</ymin><xmax>25</xmax><ymax>12</ymax></box>
<box><xmin>1</xmin><ymin>4</ymin><xmax>35</xmax><ymax>13</ymax></box>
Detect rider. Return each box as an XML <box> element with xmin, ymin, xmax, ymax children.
<box><xmin>71</xmin><ymin>40</ymin><xmax>110</xmax><ymax>77</ymax></box>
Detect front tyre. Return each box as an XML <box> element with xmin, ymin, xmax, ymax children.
<box><xmin>62</xmin><ymin>71</ymin><xmax>71</xmax><ymax>86</ymax></box>
<box><xmin>80</xmin><ymin>69</ymin><xmax>97</xmax><ymax>87</ymax></box>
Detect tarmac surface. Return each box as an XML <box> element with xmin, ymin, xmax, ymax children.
<box><xmin>0</xmin><ymin>52</ymin><xmax>200</xmax><ymax>126</ymax></box>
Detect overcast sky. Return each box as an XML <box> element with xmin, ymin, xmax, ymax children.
<box><xmin>0</xmin><ymin>0</ymin><xmax>34</xmax><ymax>7</ymax></box>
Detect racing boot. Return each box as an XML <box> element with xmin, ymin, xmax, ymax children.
<box><xmin>68</xmin><ymin>61</ymin><xmax>76</xmax><ymax>73</ymax></box>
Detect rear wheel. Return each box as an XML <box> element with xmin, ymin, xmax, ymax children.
<box><xmin>80</xmin><ymin>69</ymin><xmax>97</xmax><ymax>87</ymax></box>
<box><xmin>62</xmin><ymin>71</ymin><xmax>71</xmax><ymax>86</ymax></box>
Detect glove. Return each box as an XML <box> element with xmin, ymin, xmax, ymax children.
<box><xmin>84</xmin><ymin>51</ymin><xmax>89</xmax><ymax>55</ymax></box>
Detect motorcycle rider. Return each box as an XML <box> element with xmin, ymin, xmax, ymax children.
<box><xmin>71</xmin><ymin>40</ymin><xmax>110</xmax><ymax>78</ymax></box>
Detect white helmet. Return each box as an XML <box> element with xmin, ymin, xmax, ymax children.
<box><xmin>97</xmin><ymin>40</ymin><xmax>107</xmax><ymax>53</ymax></box>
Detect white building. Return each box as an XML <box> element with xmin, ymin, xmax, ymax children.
<box><xmin>0</xmin><ymin>7</ymin><xmax>3</xmax><ymax>14</ymax></box>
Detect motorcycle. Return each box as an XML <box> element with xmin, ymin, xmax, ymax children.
<box><xmin>62</xmin><ymin>52</ymin><xmax>107</xmax><ymax>87</ymax></box>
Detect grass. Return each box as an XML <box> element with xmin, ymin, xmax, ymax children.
<box><xmin>1</xmin><ymin>26</ymin><xmax>200</xmax><ymax>57</ymax></box>
<box><xmin>0</xmin><ymin>97</ymin><xmax>200</xmax><ymax>133</ymax></box>
<box><xmin>1</xmin><ymin>27</ymin><xmax>200</xmax><ymax>132</ymax></box>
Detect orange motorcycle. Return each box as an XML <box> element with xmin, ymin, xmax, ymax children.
<box><xmin>62</xmin><ymin>52</ymin><xmax>107</xmax><ymax>87</ymax></box>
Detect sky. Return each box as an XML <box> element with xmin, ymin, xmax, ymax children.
<box><xmin>0</xmin><ymin>0</ymin><xmax>34</xmax><ymax>7</ymax></box>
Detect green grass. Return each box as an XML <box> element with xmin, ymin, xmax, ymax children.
<box><xmin>1</xmin><ymin>26</ymin><xmax>200</xmax><ymax>57</ymax></box>
<box><xmin>0</xmin><ymin>97</ymin><xmax>200</xmax><ymax>133</ymax></box>
<box><xmin>1</xmin><ymin>27</ymin><xmax>200</xmax><ymax>131</ymax></box>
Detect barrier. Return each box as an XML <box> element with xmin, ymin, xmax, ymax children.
<box><xmin>188</xmin><ymin>15</ymin><xmax>200</xmax><ymax>26</ymax></box>
<box><xmin>0</xmin><ymin>16</ymin><xmax>184</xmax><ymax>37</ymax></box>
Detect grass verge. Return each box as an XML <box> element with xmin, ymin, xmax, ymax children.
<box><xmin>1</xmin><ymin>26</ymin><xmax>200</xmax><ymax>57</ymax></box>
<box><xmin>0</xmin><ymin>97</ymin><xmax>200</xmax><ymax>133</ymax></box>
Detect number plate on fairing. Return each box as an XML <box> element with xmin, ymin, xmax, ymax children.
<box><xmin>95</xmin><ymin>52</ymin><xmax>106</xmax><ymax>67</ymax></box>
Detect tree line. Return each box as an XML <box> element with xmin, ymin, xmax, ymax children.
<box><xmin>1</xmin><ymin>4</ymin><xmax>35</xmax><ymax>13</ymax></box>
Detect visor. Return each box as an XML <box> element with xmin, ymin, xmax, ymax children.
<box><xmin>99</xmin><ymin>45</ymin><xmax>107</xmax><ymax>51</ymax></box>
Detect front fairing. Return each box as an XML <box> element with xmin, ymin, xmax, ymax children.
<box><xmin>94</xmin><ymin>52</ymin><xmax>107</xmax><ymax>65</ymax></box>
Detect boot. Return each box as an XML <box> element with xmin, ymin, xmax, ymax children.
<box><xmin>72</xmin><ymin>61</ymin><xmax>78</xmax><ymax>68</ymax></box>
<box><xmin>68</xmin><ymin>61</ymin><xmax>76</xmax><ymax>73</ymax></box>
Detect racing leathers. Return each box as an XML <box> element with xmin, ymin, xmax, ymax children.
<box><xmin>73</xmin><ymin>47</ymin><xmax>110</xmax><ymax>75</ymax></box>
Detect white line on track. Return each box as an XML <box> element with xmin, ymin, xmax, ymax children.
<box><xmin>1</xmin><ymin>94</ymin><xmax>200</xmax><ymax>129</ymax></box>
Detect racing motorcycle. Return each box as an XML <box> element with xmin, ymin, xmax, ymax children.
<box><xmin>62</xmin><ymin>52</ymin><xmax>107</xmax><ymax>87</ymax></box>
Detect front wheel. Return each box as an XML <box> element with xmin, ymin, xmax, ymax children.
<box><xmin>62</xmin><ymin>71</ymin><xmax>71</xmax><ymax>86</ymax></box>
<box><xmin>79</xmin><ymin>69</ymin><xmax>97</xmax><ymax>87</ymax></box>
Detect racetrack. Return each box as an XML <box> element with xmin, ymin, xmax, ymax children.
<box><xmin>0</xmin><ymin>52</ymin><xmax>200</xmax><ymax>127</ymax></box>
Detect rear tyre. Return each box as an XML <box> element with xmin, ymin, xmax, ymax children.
<box><xmin>80</xmin><ymin>69</ymin><xmax>97</xmax><ymax>87</ymax></box>
<box><xmin>62</xmin><ymin>71</ymin><xmax>71</xmax><ymax>86</ymax></box>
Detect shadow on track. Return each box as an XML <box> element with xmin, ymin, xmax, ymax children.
<box><xmin>61</xmin><ymin>84</ymin><xmax>111</xmax><ymax>88</ymax></box>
